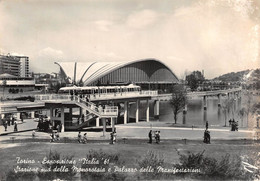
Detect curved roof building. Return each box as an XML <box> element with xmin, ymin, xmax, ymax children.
<box><xmin>56</xmin><ymin>59</ymin><xmax>179</xmax><ymax>90</ymax></box>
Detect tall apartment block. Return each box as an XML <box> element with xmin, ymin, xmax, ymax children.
<box><xmin>0</xmin><ymin>54</ymin><xmax>29</xmax><ymax>77</ymax></box>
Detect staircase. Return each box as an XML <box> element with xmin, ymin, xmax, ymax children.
<box><xmin>35</xmin><ymin>94</ymin><xmax>118</xmax><ymax>118</ymax></box>
<box><xmin>73</xmin><ymin>96</ymin><xmax>118</xmax><ymax>118</ymax></box>
<box><xmin>65</xmin><ymin>114</ymin><xmax>98</xmax><ymax>131</ymax></box>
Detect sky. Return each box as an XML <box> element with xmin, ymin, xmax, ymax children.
<box><xmin>0</xmin><ymin>0</ymin><xmax>259</xmax><ymax>79</ymax></box>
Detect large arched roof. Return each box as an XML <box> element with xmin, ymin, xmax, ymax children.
<box><xmin>56</xmin><ymin>59</ymin><xmax>179</xmax><ymax>85</ymax></box>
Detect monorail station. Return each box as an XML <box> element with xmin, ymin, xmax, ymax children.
<box><xmin>2</xmin><ymin>59</ymin><xmax>179</xmax><ymax>133</ymax></box>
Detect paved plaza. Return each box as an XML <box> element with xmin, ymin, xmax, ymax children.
<box><xmin>0</xmin><ymin>120</ymin><xmax>258</xmax><ymax>143</ymax></box>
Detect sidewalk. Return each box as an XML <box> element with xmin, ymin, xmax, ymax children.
<box><xmin>0</xmin><ymin>118</ymin><xmax>38</xmax><ymax>135</ymax></box>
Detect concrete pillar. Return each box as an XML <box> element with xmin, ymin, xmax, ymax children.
<box><xmin>96</xmin><ymin>117</ymin><xmax>100</xmax><ymax>127</ymax></box>
<box><xmin>146</xmin><ymin>99</ymin><xmax>150</xmax><ymax>122</ymax></box>
<box><xmin>124</xmin><ymin>101</ymin><xmax>128</xmax><ymax>124</ymax></box>
<box><xmin>16</xmin><ymin>112</ymin><xmax>21</xmax><ymax>121</ymax></box>
<box><xmin>217</xmin><ymin>106</ymin><xmax>221</xmax><ymax>122</ymax></box>
<box><xmin>50</xmin><ymin>107</ymin><xmax>54</xmax><ymax>126</ymax></box>
<box><xmin>217</xmin><ymin>94</ymin><xmax>221</xmax><ymax>107</ymax></box>
<box><xmin>79</xmin><ymin>107</ymin><xmax>82</xmax><ymax>117</ymax></box>
<box><xmin>135</xmin><ymin>100</ymin><xmax>139</xmax><ymax>123</ymax></box>
<box><xmin>60</xmin><ymin>107</ymin><xmax>65</xmax><ymax>132</ymax></box>
<box><xmin>31</xmin><ymin>111</ymin><xmax>35</xmax><ymax>119</ymax></box>
<box><xmin>153</xmin><ymin>100</ymin><xmax>160</xmax><ymax>119</ymax></box>
<box><xmin>111</xmin><ymin>117</ymin><xmax>115</xmax><ymax>132</ymax></box>
<box><xmin>102</xmin><ymin>118</ymin><xmax>106</xmax><ymax>137</ymax></box>
<box><xmin>203</xmin><ymin>96</ymin><xmax>207</xmax><ymax>110</ymax></box>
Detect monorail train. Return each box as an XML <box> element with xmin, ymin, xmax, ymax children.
<box><xmin>58</xmin><ymin>84</ymin><xmax>141</xmax><ymax>95</ymax></box>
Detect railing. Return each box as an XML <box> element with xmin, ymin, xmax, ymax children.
<box><xmin>187</xmin><ymin>88</ymin><xmax>242</xmax><ymax>97</ymax></box>
<box><xmin>88</xmin><ymin>90</ymin><xmax>158</xmax><ymax>100</ymax></box>
<box><xmin>74</xmin><ymin>96</ymin><xmax>118</xmax><ymax>117</ymax></box>
<box><xmin>35</xmin><ymin>94</ymin><xmax>118</xmax><ymax>117</ymax></box>
<box><xmin>35</xmin><ymin>94</ymin><xmax>71</xmax><ymax>101</ymax></box>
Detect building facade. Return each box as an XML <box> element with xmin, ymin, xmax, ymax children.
<box><xmin>56</xmin><ymin>59</ymin><xmax>179</xmax><ymax>92</ymax></box>
<box><xmin>0</xmin><ymin>54</ymin><xmax>29</xmax><ymax>77</ymax></box>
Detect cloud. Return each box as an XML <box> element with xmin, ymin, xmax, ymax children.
<box><xmin>38</xmin><ymin>47</ymin><xmax>64</xmax><ymax>58</ymax></box>
<box><xmin>126</xmin><ymin>9</ymin><xmax>160</xmax><ymax>29</ymax></box>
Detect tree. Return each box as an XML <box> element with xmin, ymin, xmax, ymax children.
<box><xmin>170</xmin><ymin>85</ymin><xmax>187</xmax><ymax>124</ymax></box>
<box><xmin>186</xmin><ymin>71</ymin><xmax>205</xmax><ymax>91</ymax></box>
<box><xmin>221</xmin><ymin>98</ymin><xmax>235</xmax><ymax>127</ymax></box>
<box><xmin>244</xmin><ymin>91</ymin><xmax>253</xmax><ymax>127</ymax></box>
<box><xmin>238</xmin><ymin>107</ymin><xmax>246</xmax><ymax>127</ymax></box>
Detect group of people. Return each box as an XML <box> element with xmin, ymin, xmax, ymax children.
<box><xmin>110</xmin><ymin>131</ymin><xmax>117</xmax><ymax>144</ymax></box>
<box><xmin>78</xmin><ymin>131</ymin><xmax>88</xmax><ymax>144</ymax></box>
<box><xmin>2</xmin><ymin>116</ymin><xmax>18</xmax><ymax>132</ymax></box>
<box><xmin>50</xmin><ymin>131</ymin><xmax>60</xmax><ymax>142</ymax></box>
<box><xmin>229</xmin><ymin>119</ymin><xmax>238</xmax><ymax>131</ymax></box>
<box><xmin>148</xmin><ymin>130</ymin><xmax>161</xmax><ymax>144</ymax></box>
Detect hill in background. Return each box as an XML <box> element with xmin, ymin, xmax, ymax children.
<box><xmin>213</xmin><ymin>69</ymin><xmax>260</xmax><ymax>82</ymax></box>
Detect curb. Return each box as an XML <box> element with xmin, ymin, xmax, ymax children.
<box><xmin>0</xmin><ymin>129</ymin><xmax>36</xmax><ymax>136</ymax></box>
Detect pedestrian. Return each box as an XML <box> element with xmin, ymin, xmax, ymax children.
<box><xmin>12</xmin><ymin>116</ymin><xmax>15</xmax><ymax>125</ymax></box>
<box><xmin>110</xmin><ymin>132</ymin><xmax>114</xmax><ymax>144</ymax></box>
<box><xmin>148</xmin><ymin>130</ymin><xmax>153</xmax><ymax>144</ymax></box>
<box><xmin>206</xmin><ymin>130</ymin><xmax>211</xmax><ymax>144</ymax></box>
<box><xmin>229</xmin><ymin>119</ymin><xmax>232</xmax><ymax>126</ymax></box>
<box><xmin>57</xmin><ymin>124</ymin><xmax>60</xmax><ymax>132</ymax></box>
<box><xmin>82</xmin><ymin>133</ymin><xmax>87</xmax><ymax>143</ymax></box>
<box><xmin>14</xmin><ymin>122</ymin><xmax>18</xmax><ymax>132</ymax></box>
<box><xmin>50</xmin><ymin>132</ymin><xmax>55</xmax><ymax>142</ymax></box>
<box><xmin>206</xmin><ymin>121</ymin><xmax>208</xmax><ymax>130</ymax></box>
<box><xmin>4</xmin><ymin>121</ymin><xmax>7</xmax><ymax>131</ymax></box>
<box><xmin>113</xmin><ymin>131</ymin><xmax>117</xmax><ymax>144</ymax></box>
<box><xmin>55</xmin><ymin>132</ymin><xmax>60</xmax><ymax>141</ymax></box>
<box><xmin>32</xmin><ymin>130</ymin><xmax>36</xmax><ymax>138</ymax></box>
<box><xmin>203</xmin><ymin>130</ymin><xmax>211</xmax><ymax>144</ymax></box>
<box><xmin>60</xmin><ymin>124</ymin><xmax>63</xmax><ymax>132</ymax></box>
<box><xmin>7</xmin><ymin>119</ymin><xmax>10</xmax><ymax>126</ymax></box>
<box><xmin>78</xmin><ymin>131</ymin><xmax>82</xmax><ymax>143</ymax></box>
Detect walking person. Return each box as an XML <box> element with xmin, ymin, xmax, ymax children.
<box><xmin>155</xmin><ymin>131</ymin><xmax>159</xmax><ymax>144</ymax></box>
<box><xmin>82</xmin><ymin>133</ymin><xmax>87</xmax><ymax>143</ymax></box>
<box><xmin>110</xmin><ymin>132</ymin><xmax>114</xmax><ymax>144</ymax></box>
<box><xmin>78</xmin><ymin>131</ymin><xmax>82</xmax><ymax>143</ymax></box>
<box><xmin>148</xmin><ymin>130</ymin><xmax>153</xmax><ymax>144</ymax></box>
<box><xmin>4</xmin><ymin>121</ymin><xmax>7</xmax><ymax>131</ymax></box>
<box><xmin>11</xmin><ymin>116</ymin><xmax>15</xmax><ymax>125</ymax></box>
<box><xmin>55</xmin><ymin>132</ymin><xmax>60</xmax><ymax>141</ymax></box>
<box><xmin>50</xmin><ymin>132</ymin><xmax>55</xmax><ymax>142</ymax></box>
<box><xmin>14</xmin><ymin>122</ymin><xmax>18</xmax><ymax>132</ymax></box>
<box><xmin>113</xmin><ymin>131</ymin><xmax>117</xmax><ymax>144</ymax></box>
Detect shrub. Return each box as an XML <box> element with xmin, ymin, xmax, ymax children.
<box><xmin>138</xmin><ymin>151</ymin><xmax>166</xmax><ymax>179</ymax></box>
<box><xmin>6</xmin><ymin>163</ymin><xmax>37</xmax><ymax>181</ymax></box>
<box><xmin>80</xmin><ymin>149</ymin><xmax>127</xmax><ymax>181</ymax></box>
<box><xmin>37</xmin><ymin>150</ymin><xmax>76</xmax><ymax>180</ymax></box>
<box><xmin>175</xmin><ymin>150</ymin><xmax>252</xmax><ymax>180</ymax></box>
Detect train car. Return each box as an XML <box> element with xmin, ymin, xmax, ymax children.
<box><xmin>58</xmin><ymin>84</ymin><xmax>141</xmax><ymax>96</ymax></box>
